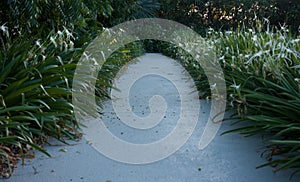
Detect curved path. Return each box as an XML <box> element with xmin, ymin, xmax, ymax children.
<box><xmin>7</xmin><ymin>54</ymin><xmax>299</xmax><ymax>182</ymax></box>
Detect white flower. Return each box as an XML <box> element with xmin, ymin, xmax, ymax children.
<box><xmin>36</xmin><ymin>40</ymin><xmax>42</xmax><ymax>48</ymax></box>
<box><xmin>254</xmin><ymin>50</ymin><xmax>263</xmax><ymax>57</ymax></box>
<box><xmin>0</xmin><ymin>24</ymin><xmax>9</xmax><ymax>37</ymax></box>
<box><xmin>50</xmin><ymin>36</ymin><xmax>57</xmax><ymax>47</ymax></box>
<box><xmin>69</xmin><ymin>40</ymin><xmax>74</xmax><ymax>49</ymax></box>
<box><xmin>244</xmin><ymin>54</ymin><xmax>250</xmax><ymax>59</ymax></box>
<box><xmin>64</xmin><ymin>27</ymin><xmax>74</xmax><ymax>40</ymax></box>
<box><xmin>291</xmin><ymin>39</ymin><xmax>300</xmax><ymax>44</ymax></box>
<box><xmin>252</xmin><ymin>35</ymin><xmax>258</xmax><ymax>41</ymax></box>
<box><xmin>0</xmin><ymin>24</ymin><xmax>7</xmax><ymax>32</ymax></box>
<box><xmin>230</xmin><ymin>82</ymin><xmax>241</xmax><ymax>89</ymax></box>
<box><xmin>57</xmin><ymin>30</ymin><xmax>63</xmax><ymax>35</ymax></box>
<box><xmin>286</xmin><ymin>48</ymin><xmax>293</xmax><ymax>53</ymax></box>
<box><xmin>279</xmin><ymin>35</ymin><xmax>285</xmax><ymax>40</ymax></box>
<box><xmin>281</xmin><ymin>26</ymin><xmax>289</xmax><ymax>32</ymax></box>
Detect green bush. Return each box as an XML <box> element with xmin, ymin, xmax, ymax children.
<box><xmin>0</xmin><ymin>0</ymin><xmax>112</xmax><ymax>38</ymax></box>
<box><xmin>0</xmin><ymin>29</ymin><xmax>80</xmax><ymax>177</ymax></box>
<box><xmin>102</xmin><ymin>0</ymin><xmax>160</xmax><ymax>26</ymax></box>
<box><xmin>153</xmin><ymin>20</ymin><xmax>300</xmax><ymax>175</ymax></box>
<box><xmin>0</xmin><ymin>0</ymin><xmax>152</xmax><ymax>178</ymax></box>
<box><xmin>157</xmin><ymin>0</ymin><xmax>300</xmax><ymax>35</ymax></box>
<box><xmin>215</xmin><ymin>25</ymin><xmax>300</xmax><ymax>175</ymax></box>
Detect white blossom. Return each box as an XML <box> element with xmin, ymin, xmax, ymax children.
<box><xmin>230</xmin><ymin>82</ymin><xmax>241</xmax><ymax>90</ymax></box>
<box><xmin>0</xmin><ymin>24</ymin><xmax>9</xmax><ymax>37</ymax></box>
<box><xmin>50</xmin><ymin>36</ymin><xmax>57</xmax><ymax>47</ymax></box>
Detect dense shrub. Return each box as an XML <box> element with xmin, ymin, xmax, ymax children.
<box><xmin>0</xmin><ymin>0</ymin><xmax>113</xmax><ymax>40</ymax></box>
<box><xmin>157</xmin><ymin>0</ymin><xmax>300</xmax><ymax>35</ymax></box>
<box><xmin>160</xmin><ymin>21</ymin><xmax>300</xmax><ymax>175</ymax></box>
<box><xmin>101</xmin><ymin>0</ymin><xmax>160</xmax><ymax>26</ymax></box>
<box><xmin>215</xmin><ymin>25</ymin><xmax>300</xmax><ymax>175</ymax></box>
<box><xmin>0</xmin><ymin>27</ymin><xmax>83</xmax><ymax>177</ymax></box>
<box><xmin>0</xmin><ymin>0</ymin><xmax>154</xmax><ymax>178</ymax></box>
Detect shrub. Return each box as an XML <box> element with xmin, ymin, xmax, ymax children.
<box><xmin>0</xmin><ymin>28</ymin><xmax>81</xmax><ymax>177</ymax></box>
<box><xmin>157</xmin><ymin>0</ymin><xmax>300</xmax><ymax>35</ymax></box>
<box><xmin>151</xmin><ymin>20</ymin><xmax>300</xmax><ymax>176</ymax></box>
<box><xmin>0</xmin><ymin>0</ymin><xmax>150</xmax><ymax>178</ymax></box>
<box><xmin>213</xmin><ymin>24</ymin><xmax>300</xmax><ymax>176</ymax></box>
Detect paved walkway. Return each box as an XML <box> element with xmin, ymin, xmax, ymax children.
<box><xmin>6</xmin><ymin>54</ymin><xmax>300</xmax><ymax>182</ymax></box>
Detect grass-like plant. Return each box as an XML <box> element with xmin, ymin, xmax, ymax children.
<box><xmin>0</xmin><ymin>0</ymin><xmax>156</xmax><ymax>178</ymax></box>
<box><xmin>0</xmin><ymin>28</ymin><xmax>82</xmax><ymax>177</ymax></box>
<box><xmin>210</xmin><ymin>23</ymin><xmax>300</xmax><ymax>176</ymax></box>
<box><xmin>0</xmin><ymin>24</ymin><xmax>144</xmax><ymax>177</ymax></box>
<box><xmin>158</xmin><ymin>20</ymin><xmax>300</xmax><ymax>176</ymax></box>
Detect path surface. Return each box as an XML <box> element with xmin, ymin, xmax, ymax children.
<box><xmin>6</xmin><ymin>54</ymin><xmax>300</xmax><ymax>182</ymax></box>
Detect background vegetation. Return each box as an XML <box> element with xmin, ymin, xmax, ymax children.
<box><xmin>157</xmin><ymin>0</ymin><xmax>300</xmax><ymax>35</ymax></box>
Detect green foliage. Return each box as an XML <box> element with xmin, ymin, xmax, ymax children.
<box><xmin>0</xmin><ymin>0</ymin><xmax>112</xmax><ymax>37</ymax></box>
<box><xmin>157</xmin><ymin>0</ymin><xmax>300</xmax><ymax>35</ymax></box>
<box><xmin>97</xmin><ymin>41</ymin><xmax>145</xmax><ymax>99</ymax></box>
<box><xmin>0</xmin><ymin>29</ymin><xmax>80</xmax><ymax>177</ymax></box>
<box><xmin>102</xmin><ymin>0</ymin><xmax>160</xmax><ymax>26</ymax></box>
<box><xmin>208</xmin><ymin>24</ymin><xmax>300</xmax><ymax>175</ymax></box>
<box><xmin>0</xmin><ymin>0</ymin><xmax>152</xmax><ymax>178</ymax></box>
<box><xmin>217</xmin><ymin>25</ymin><xmax>300</xmax><ymax>175</ymax></box>
<box><xmin>153</xmin><ymin>20</ymin><xmax>300</xmax><ymax>175</ymax></box>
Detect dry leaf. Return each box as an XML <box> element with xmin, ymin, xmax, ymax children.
<box><xmin>59</xmin><ymin>148</ymin><xmax>68</xmax><ymax>153</ymax></box>
<box><xmin>25</xmin><ymin>153</ymin><xmax>35</xmax><ymax>159</ymax></box>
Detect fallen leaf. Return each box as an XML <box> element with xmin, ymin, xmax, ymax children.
<box><xmin>59</xmin><ymin>148</ymin><xmax>68</xmax><ymax>153</ymax></box>
<box><xmin>25</xmin><ymin>154</ymin><xmax>35</xmax><ymax>158</ymax></box>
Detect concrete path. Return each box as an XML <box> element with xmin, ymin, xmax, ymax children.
<box><xmin>6</xmin><ymin>53</ymin><xmax>300</xmax><ymax>182</ymax></box>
